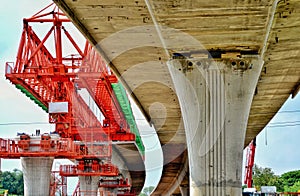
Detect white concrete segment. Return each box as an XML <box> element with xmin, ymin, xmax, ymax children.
<box><xmin>21</xmin><ymin>157</ymin><xmax>54</xmax><ymax>196</ymax></box>
<box><xmin>168</xmin><ymin>57</ymin><xmax>262</xmax><ymax>195</ymax></box>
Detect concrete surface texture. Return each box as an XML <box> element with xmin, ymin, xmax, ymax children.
<box><xmin>21</xmin><ymin>157</ymin><xmax>54</xmax><ymax>196</ymax></box>
<box><xmin>52</xmin><ymin>0</ymin><xmax>300</xmax><ymax>194</ymax></box>
<box><xmin>168</xmin><ymin>57</ymin><xmax>262</xmax><ymax>195</ymax></box>
<box><xmin>78</xmin><ymin>176</ymin><xmax>100</xmax><ymax>196</ymax></box>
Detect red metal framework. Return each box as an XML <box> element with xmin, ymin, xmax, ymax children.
<box><xmin>60</xmin><ymin>163</ymin><xmax>119</xmax><ymax>177</ymax></box>
<box><xmin>0</xmin><ymin>134</ymin><xmax>112</xmax><ymax>159</ymax></box>
<box><xmin>244</xmin><ymin>138</ymin><xmax>256</xmax><ymax>188</ymax></box>
<box><xmin>3</xmin><ymin>3</ymin><xmax>138</xmax><ymax>195</ymax></box>
<box><xmin>72</xmin><ymin>179</ymin><xmax>135</xmax><ymax>196</ymax></box>
<box><xmin>50</xmin><ymin>171</ymin><xmax>67</xmax><ymax>196</ymax></box>
<box><xmin>5</xmin><ymin>3</ymin><xmax>135</xmax><ymax>142</ymax></box>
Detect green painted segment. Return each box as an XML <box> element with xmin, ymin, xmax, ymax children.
<box><xmin>112</xmin><ymin>82</ymin><xmax>145</xmax><ymax>155</ymax></box>
<box><xmin>15</xmin><ymin>84</ymin><xmax>48</xmax><ymax>112</ymax></box>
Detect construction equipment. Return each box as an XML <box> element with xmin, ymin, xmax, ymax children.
<box><xmin>244</xmin><ymin>138</ymin><xmax>256</xmax><ymax>188</ymax></box>
<box><xmin>3</xmin><ymin>3</ymin><xmax>143</xmax><ymax>195</ymax></box>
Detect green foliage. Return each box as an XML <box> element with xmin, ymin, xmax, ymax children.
<box><xmin>252</xmin><ymin>166</ymin><xmax>300</xmax><ymax>193</ymax></box>
<box><xmin>284</xmin><ymin>181</ymin><xmax>300</xmax><ymax>192</ymax></box>
<box><xmin>252</xmin><ymin>164</ymin><xmax>283</xmax><ymax>191</ymax></box>
<box><xmin>280</xmin><ymin>170</ymin><xmax>300</xmax><ymax>188</ymax></box>
<box><xmin>279</xmin><ymin>170</ymin><xmax>300</xmax><ymax>192</ymax></box>
<box><xmin>0</xmin><ymin>189</ymin><xmax>7</xmax><ymax>194</ymax></box>
<box><xmin>0</xmin><ymin>169</ymin><xmax>24</xmax><ymax>195</ymax></box>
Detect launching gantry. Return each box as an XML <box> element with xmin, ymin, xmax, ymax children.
<box><xmin>2</xmin><ymin>3</ymin><xmax>145</xmax><ymax>196</ymax></box>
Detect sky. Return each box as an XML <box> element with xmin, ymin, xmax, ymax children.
<box><xmin>0</xmin><ymin>0</ymin><xmax>299</xmax><ymax>194</ymax></box>
<box><xmin>253</xmin><ymin>94</ymin><xmax>300</xmax><ymax>176</ymax></box>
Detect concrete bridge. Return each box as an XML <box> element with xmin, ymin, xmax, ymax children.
<box><xmin>53</xmin><ymin>0</ymin><xmax>300</xmax><ymax>195</ymax></box>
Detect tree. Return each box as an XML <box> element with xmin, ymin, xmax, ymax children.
<box><xmin>284</xmin><ymin>181</ymin><xmax>300</xmax><ymax>192</ymax></box>
<box><xmin>280</xmin><ymin>170</ymin><xmax>300</xmax><ymax>187</ymax></box>
<box><xmin>140</xmin><ymin>186</ymin><xmax>155</xmax><ymax>196</ymax></box>
<box><xmin>0</xmin><ymin>169</ymin><xmax>24</xmax><ymax>195</ymax></box>
<box><xmin>248</xmin><ymin>166</ymin><xmax>300</xmax><ymax>193</ymax></box>
<box><xmin>252</xmin><ymin>164</ymin><xmax>283</xmax><ymax>191</ymax></box>
<box><xmin>279</xmin><ymin>170</ymin><xmax>300</xmax><ymax>192</ymax></box>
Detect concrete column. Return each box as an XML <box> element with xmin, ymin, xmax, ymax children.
<box><xmin>79</xmin><ymin>176</ymin><xmax>99</xmax><ymax>196</ymax></box>
<box><xmin>168</xmin><ymin>57</ymin><xmax>262</xmax><ymax>196</ymax></box>
<box><xmin>21</xmin><ymin>157</ymin><xmax>54</xmax><ymax>196</ymax></box>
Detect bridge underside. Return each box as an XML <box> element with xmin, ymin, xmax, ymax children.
<box><xmin>54</xmin><ymin>0</ymin><xmax>300</xmax><ymax>195</ymax></box>
<box><xmin>113</xmin><ymin>143</ymin><xmax>145</xmax><ymax>193</ymax></box>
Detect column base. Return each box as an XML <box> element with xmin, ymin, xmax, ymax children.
<box><xmin>191</xmin><ymin>185</ymin><xmax>241</xmax><ymax>196</ymax></box>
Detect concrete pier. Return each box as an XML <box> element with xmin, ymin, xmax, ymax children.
<box><xmin>168</xmin><ymin>57</ymin><xmax>262</xmax><ymax>195</ymax></box>
<box><xmin>79</xmin><ymin>176</ymin><xmax>99</xmax><ymax>196</ymax></box>
<box><xmin>21</xmin><ymin>157</ymin><xmax>54</xmax><ymax>196</ymax></box>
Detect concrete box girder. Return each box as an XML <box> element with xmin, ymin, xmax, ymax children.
<box><xmin>53</xmin><ymin>0</ymin><xmax>300</xmax><ymax>194</ymax></box>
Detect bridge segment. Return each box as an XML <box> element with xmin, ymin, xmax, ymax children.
<box><xmin>53</xmin><ymin>0</ymin><xmax>300</xmax><ymax>195</ymax></box>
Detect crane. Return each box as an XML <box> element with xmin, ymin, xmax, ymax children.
<box><xmin>2</xmin><ymin>3</ymin><xmax>143</xmax><ymax>195</ymax></box>
<box><xmin>244</xmin><ymin>138</ymin><xmax>256</xmax><ymax>188</ymax></box>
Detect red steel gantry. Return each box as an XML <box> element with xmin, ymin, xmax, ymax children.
<box><xmin>244</xmin><ymin>138</ymin><xmax>256</xmax><ymax>188</ymax></box>
<box><xmin>2</xmin><ymin>3</ymin><xmax>139</xmax><ymax>196</ymax></box>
